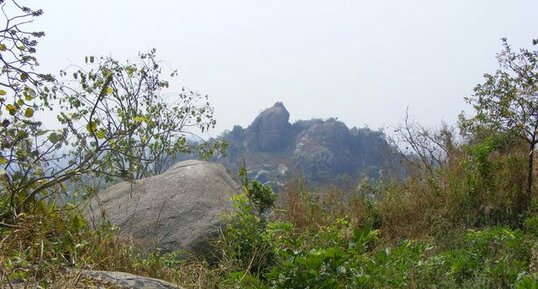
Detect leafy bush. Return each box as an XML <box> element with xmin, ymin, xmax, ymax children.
<box><xmin>220</xmin><ymin>180</ymin><xmax>277</xmax><ymax>275</ymax></box>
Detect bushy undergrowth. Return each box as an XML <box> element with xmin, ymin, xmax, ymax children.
<box><xmin>211</xmin><ymin>133</ymin><xmax>538</xmax><ymax>288</ymax></box>
<box><xmin>2</xmin><ymin>132</ymin><xmax>538</xmax><ymax>288</ymax></box>
<box><xmin>218</xmin><ymin>185</ymin><xmax>538</xmax><ymax>289</ymax></box>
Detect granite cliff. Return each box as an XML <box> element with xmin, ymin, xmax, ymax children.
<box><xmin>213</xmin><ymin>102</ymin><xmax>401</xmax><ymax>189</ymax></box>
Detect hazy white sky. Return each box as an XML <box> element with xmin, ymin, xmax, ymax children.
<box><xmin>34</xmin><ymin>0</ymin><xmax>538</xmax><ymax>137</ymax></box>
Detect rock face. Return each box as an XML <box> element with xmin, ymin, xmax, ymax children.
<box><xmin>9</xmin><ymin>269</ymin><xmax>184</xmax><ymax>289</ymax></box>
<box><xmin>213</xmin><ymin>102</ymin><xmax>402</xmax><ymax>190</ymax></box>
<box><xmin>294</xmin><ymin>119</ymin><xmax>355</xmax><ymax>179</ymax></box>
<box><xmin>87</xmin><ymin>160</ymin><xmax>240</xmax><ymax>258</ymax></box>
<box><xmin>77</xmin><ymin>270</ymin><xmax>183</xmax><ymax>289</ymax></box>
<box><xmin>246</xmin><ymin>101</ymin><xmax>292</xmax><ymax>152</ymax></box>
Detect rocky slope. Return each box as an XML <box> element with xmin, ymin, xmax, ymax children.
<box><xmin>213</xmin><ymin>102</ymin><xmax>401</xmax><ymax>190</ymax></box>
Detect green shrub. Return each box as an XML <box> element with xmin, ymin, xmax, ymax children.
<box><xmin>220</xmin><ymin>180</ymin><xmax>278</xmax><ymax>275</ymax></box>
<box><xmin>525</xmin><ymin>215</ymin><xmax>538</xmax><ymax>237</ymax></box>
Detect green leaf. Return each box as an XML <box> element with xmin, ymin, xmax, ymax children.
<box><xmin>24</xmin><ymin>108</ymin><xmax>34</xmax><ymax>118</ymax></box>
<box><xmin>104</xmin><ymin>87</ymin><xmax>114</xmax><ymax>95</ymax></box>
<box><xmin>96</xmin><ymin>129</ymin><xmax>106</xmax><ymax>139</ymax></box>
<box><xmin>6</xmin><ymin>104</ymin><xmax>17</xmax><ymax>115</ymax></box>
<box><xmin>16</xmin><ymin>150</ymin><xmax>27</xmax><ymax>161</ymax></box>
<box><xmin>134</xmin><ymin>116</ymin><xmax>145</xmax><ymax>123</ymax></box>
<box><xmin>0</xmin><ymin>44</ymin><xmax>6</xmax><ymax>51</ymax></box>
<box><xmin>0</xmin><ymin>155</ymin><xmax>7</xmax><ymax>165</ymax></box>
<box><xmin>23</xmin><ymin>92</ymin><xmax>33</xmax><ymax>101</ymax></box>
<box><xmin>20</xmin><ymin>73</ymin><xmax>28</xmax><ymax>81</ymax></box>
<box><xmin>48</xmin><ymin>132</ymin><xmax>59</xmax><ymax>144</ymax></box>
<box><xmin>126</xmin><ymin>66</ymin><xmax>136</xmax><ymax>76</ymax></box>
<box><xmin>86</xmin><ymin>121</ymin><xmax>97</xmax><ymax>133</ymax></box>
<box><xmin>0</xmin><ymin>90</ymin><xmax>6</xmax><ymax>96</ymax></box>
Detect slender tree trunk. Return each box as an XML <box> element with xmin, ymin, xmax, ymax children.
<box><xmin>528</xmin><ymin>141</ymin><xmax>535</xmax><ymax>202</ymax></box>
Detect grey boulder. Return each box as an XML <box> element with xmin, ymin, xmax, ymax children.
<box><xmin>77</xmin><ymin>270</ymin><xmax>183</xmax><ymax>289</ymax></box>
<box><xmin>246</xmin><ymin>101</ymin><xmax>292</xmax><ymax>152</ymax></box>
<box><xmin>87</xmin><ymin>160</ymin><xmax>240</xmax><ymax>258</ymax></box>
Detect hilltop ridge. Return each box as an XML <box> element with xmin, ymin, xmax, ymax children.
<box><xmin>213</xmin><ymin>102</ymin><xmax>401</xmax><ymax>189</ymax></box>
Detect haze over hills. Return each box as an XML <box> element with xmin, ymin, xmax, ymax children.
<box><xmin>212</xmin><ymin>102</ymin><xmax>402</xmax><ymax>189</ymax></box>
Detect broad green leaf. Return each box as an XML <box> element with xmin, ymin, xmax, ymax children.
<box><xmin>20</xmin><ymin>73</ymin><xmax>28</xmax><ymax>81</ymax></box>
<box><xmin>0</xmin><ymin>44</ymin><xmax>6</xmax><ymax>51</ymax></box>
<box><xmin>24</xmin><ymin>108</ymin><xmax>34</xmax><ymax>118</ymax></box>
<box><xmin>86</xmin><ymin>121</ymin><xmax>97</xmax><ymax>133</ymax></box>
<box><xmin>24</xmin><ymin>92</ymin><xmax>33</xmax><ymax>101</ymax></box>
<box><xmin>96</xmin><ymin>129</ymin><xmax>106</xmax><ymax>139</ymax></box>
<box><xmin>6</xmin><ymin>104</ymin><xmax>17</xmax><ymax>115</ymax></box>
<box><xmin>48</xmin><ymin>132</ymin><xmax>59</xmax><ymax>144</ymax></box>
<box><xmin>0</xmin><ymin>89</ymin><xmax>6</xmax><ymax>96</ymax></box>
<box><xmin>0</xmin><ymin>155</ymin><xmax>7</xmax><ymax>165</ymax></box>
<box><xmin>104</xmin><ymin>87</ymin><xmax>114</xmax><ymax>95</ymax></box>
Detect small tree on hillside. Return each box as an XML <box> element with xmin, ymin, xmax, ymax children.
<box><xmin>54</xmin><ymin>50</ymin><xmax>226</xmax><ymax>181</ymax></box>
<box><xmin>0</xmin><ymin>0</ymin><xmax>225</xmax><ymax>224</ymax></box>
<box><xmin>463</xmin><ymin>38</ymin><xmax>538</xmax><ymax>201</ymax></box>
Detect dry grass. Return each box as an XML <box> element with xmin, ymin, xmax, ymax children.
<box><xmin>1</xmin><ymin>133</ymin><xmax>533</xmax><ymax>288</ymax></box>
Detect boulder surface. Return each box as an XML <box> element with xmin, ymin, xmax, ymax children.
<box><xmin>77</xmin><ymin>270</ymin><xmax>183</xmax><ymax>289</ymax></box>
<box><xmin>246</xmin><ymin>101</ymin><xmax>292</xmax><ymax>152</ymax></box>
<box><xmin>87</xmin><ymin>160</ymin><xmax>240</xmax><ymax>258</ymax></box>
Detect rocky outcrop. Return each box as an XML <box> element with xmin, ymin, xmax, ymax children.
<box><xmin>245</xmin><ymin>101</ymin><xmax>292</xmax><ymax>152</ymax></box>
<box><xmin>8</xmin><ymin>269</ymin><xmax>184</xmax><ymax>289</ymax></box>
<box><xmin>77</xmin><ymin>270</ymin><xmax>183</xmax><ymax>289</ymax></box>
<box><xmin>294</xmin><ymin>119</ymin><xmax>355</xmax><ymax>178</ymax></box>
<box><xmin>87</xmin><ymin>160</ymin><xmax>240</xmax><ymax>259</ymax></box>
<box><xmin>214</xmin><ymin>102</ymin><xmax>401</xmax><ymax>190</ymax></box>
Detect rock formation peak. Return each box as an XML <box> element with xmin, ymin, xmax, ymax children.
<box><xmin>246</xmin><ymin>101</ymin><xmax>292</xmax><ymax>152</ymax></box>
<box><xmin>214</xmin><ymin>102</ymin><xmax>401</xmax><ymax>189</ymax></box>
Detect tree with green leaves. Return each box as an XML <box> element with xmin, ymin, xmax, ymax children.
<box><xmin>0</xmin><ymin>0</ymin><xmax>225</xmax><ymax>225</ymax></box>
<box><xmin>463</xmin><ymin>38</ymin><xmax>538</xmax><ymax>202</ymax></box>
<box><xmin>53</xmin><ymin>50</ymin><xmax>226</xmax><ymax>181</ymax></box>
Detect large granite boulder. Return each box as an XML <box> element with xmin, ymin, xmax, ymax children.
<box><xmin>246</xmin><ymin>101</ymin><xmax>292</xmax><ymax>152</ymax></box>
<box><xmin>87</xmin><ymin>160</ymin><xmax>240</xmax><ymax>258</ymax></box>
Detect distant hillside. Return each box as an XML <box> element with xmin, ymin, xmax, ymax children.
<box><xmin>212</xmin><ymin>102</ymin><xmax>402</xmax><ymax>190</ymax></box>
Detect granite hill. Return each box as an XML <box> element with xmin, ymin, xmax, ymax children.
<box><xmin>213</xmin><ymin>102</ymin><xmax>401</xmax><ymax>189</ymax></box>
